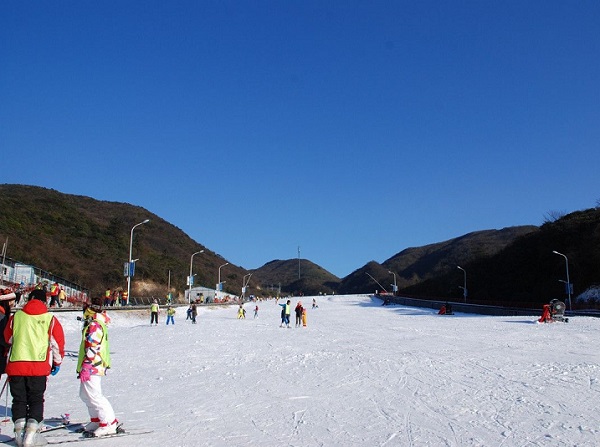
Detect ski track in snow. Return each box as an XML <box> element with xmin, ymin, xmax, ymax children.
<box><xmin>0</xmin><ymin>295</ymin><xmax>599</xmax><ymax>446</ymax></box>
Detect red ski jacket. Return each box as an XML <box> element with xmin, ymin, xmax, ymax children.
<box><xmin>4</xmin><ymin>299</ymin><xmax>65</xmax><ymax>377</ymax></box>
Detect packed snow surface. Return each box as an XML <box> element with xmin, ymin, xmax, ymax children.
<box><xmin>1</xmin><ymin>295</ymin><xmax>599</xmax><ymax>446</ymax></box>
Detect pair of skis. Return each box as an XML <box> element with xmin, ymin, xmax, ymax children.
<box><xmin>45</xmin><ymin>426</ymin><xmax>152</xmax><ymax>444</ymax></box>
<box><xmin>1</xmin><ymin>416</ymin><xmax>151</xmax><ymax>445</ymax></box>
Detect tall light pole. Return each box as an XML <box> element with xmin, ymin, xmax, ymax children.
<box><xmin>126</xmin><ymin>219</ymin><xmax>150</xmax><ymax>305</ymax></box>
<box><xmin>457</xmin><ymin>265</ymin><xmax>467</xmax><ymax>303</ymax></box>
<box><xmin>552</xmin><ymin>250</ymin><xmax>572</xmax><ymax>310</ymax></box>
<box><xmin>298</xmin><ymin>246</ymin><xmax>301</xmax><ymax>280</ymax></box>
<box><xmin>388</xmin><ymin>271</ymin><xmax>397</xmax><ymax>295</ymax></box>
<box><xmin>218</xmin><ymin>263</ymin><xmax>229</xmax><ymax>291</ymax></box>
<box><xmin>188</xmin><ymin>250</ymin><xmax>204</xmax><ymax>304</ymax></box>
<box><xmin>242</xmin><ymin>273</ymin><xmax>252</xmax><ymax>302</ymax></box>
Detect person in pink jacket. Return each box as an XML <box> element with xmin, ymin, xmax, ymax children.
<box><xmin>77</xmin><ymin>297</ymin><xmax>119</xmax><ymax>438</ymax></box>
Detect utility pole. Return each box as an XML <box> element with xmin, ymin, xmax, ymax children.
<box><xmin>298</xmin><ymin>246</ymin><xmax>301</xmax><ymax>280</ymax></box>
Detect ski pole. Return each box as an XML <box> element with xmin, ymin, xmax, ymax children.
<box><xmin>0</xmin><ymin>377</ymin><xmax>9</xmax><ymax>423</ymax></box>
<box><xmin>3</xmin><ymin>380</ymin><xmax>7</xmax><ymax>423</ymax></box>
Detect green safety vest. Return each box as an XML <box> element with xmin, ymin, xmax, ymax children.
<box><xmin>77</xmin><ymin>318</ymin><xmax>111</xmax><ymax>372</ymax></box>
<box><xmin>9</xmin><ymin>311</ymin><xmax>53</xmax><ymax>362</ymax></box>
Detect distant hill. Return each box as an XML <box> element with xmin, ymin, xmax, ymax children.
<box><xmin>338</xmin><ymin>227</ymin><xmax>538</xmax><ymax>295</ymax></box>
<box><xmin>384</xmin><ymin>227</ymin><xmax>538</xmax><ymax>287</ymax></box>
<box><xmin>251</xmin><ymin>259</ymin><xmax>340</xmax><ymax>296</ymax></box>
<box><xmin>402</xmin><ymin>208</ymin><xmax>600</xmax><ymax>307</ymax></box>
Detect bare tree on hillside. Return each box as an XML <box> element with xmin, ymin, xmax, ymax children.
<box><xmin>543</xmin><ymin>210</ymin><xmax>566</xmax><ymax>224</ymax></box>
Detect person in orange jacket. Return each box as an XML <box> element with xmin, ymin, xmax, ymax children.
<box><xmin>4</xmin><ymin>288</ymin><xmax>65</xmax><ymax>446</ymax></box>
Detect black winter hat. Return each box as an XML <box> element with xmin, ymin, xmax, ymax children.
<box><xmin>89</xmin><ymin>296</ymin><xmax>103</xmax><ymax>312</ymax></box>
<box><xmin>29</xmin><ymin>289</ymin><xmax>47</xmax><ymax>302</ymax></box>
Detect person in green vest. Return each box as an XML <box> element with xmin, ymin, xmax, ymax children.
<box><xmin>77</xmin><ymin>297</ymin><xmax>118</xmax><ymax>438</ymax></box>
<box><xmin>4</xmin><ymin>288</ymin><xmax>65</xmax><ymax>447</ymax></box>
<box><xmin>150</xmin><ymin>299</ymin><xmax>159</xmax><ymax>326</ymax></box>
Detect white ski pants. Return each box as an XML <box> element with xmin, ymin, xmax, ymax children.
<box><xmin>79</xmin><ymin>375</ymin><xmax>116</xmax><ymax>424</ymax></box>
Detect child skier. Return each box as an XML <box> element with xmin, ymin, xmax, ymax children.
<box><xmin>253</xmin><ymin>304</ymin><xmax>259</xmax><ymax>319</ymax></box>
<box><xmin>166</xmin><ymin>306</ymin><xmax>175</xmax><ymax>325</ymax></box>
<box><xmin>237</xmin><ymin>305</ymin><xmax>246</xmax><ymax>319</ymax></box>
<box><xmin>191</xmin><ymin>303</ymin><xmax>197</xmax><ymax>324</ymax></box>
<box><xmin>77</xmin><ymin>297</ymin><xmax>119</xmax><ymax>437</ymax></box>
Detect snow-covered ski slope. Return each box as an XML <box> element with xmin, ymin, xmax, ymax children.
<box><xmin>9</xmin><ymin>295</ymin><xmax>600</xmax><ymax>446</ymax></box>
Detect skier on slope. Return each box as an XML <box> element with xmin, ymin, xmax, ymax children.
<box><xmin>166</xmin><ymin>306</ymin><xmax>176</xmax><ymax>325</ymax></box>
<box><xmin>150</xmin><ymin>299</ymin><xmax>159</xmax><ymax>326</ymax></box>
<box><xmin>77</xmin><ymin>297</ymin><xmax>119</xmax><ymax>437</ymax></box>
<box><xmin>278</xmin><ymin>299</ymin><xmax>291</xmax><ymax>328</ymax></box>
<box><xmin>4</xmin><ymin>288</ymin><xmax>65</xmax><ymax>447</ymax></box>
<box><xmin>294</xmin><ymin>301</ymin><xmax>304</xmax><ymax>327</ymax></box>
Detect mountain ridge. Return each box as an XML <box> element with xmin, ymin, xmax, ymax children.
<box><xmin>2</xmin><ymin>184</ymin><xmax>598</xmax><ymax>306</ymax></box>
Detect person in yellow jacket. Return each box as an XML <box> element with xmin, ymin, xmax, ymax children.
<box><xmin>49</xmin><ymin>282</ymin><xmax>61</xmax><ymax>308</ymax></box>
<box><xmin>237</xmin><ymin>305</ymin><xmax>246</xmax><ymax>319</ymax></box>
<box><xmin>166</xmin><ymin>306</ymin><xmax>176</xmax><ymax>325</ymax></box>
<box><xmin>58</xmin><ymin>288</ymin><xmax>67</xmax><ymax>307</ymax></box>
<box><xmin>150</xmin><ymin>299</ymin><xmax>159</xmax><ymax>326</ymax></box>
<box><xmin>77</xmin><ymin>297</ymin><xmax>118</xmax><ymax>438</ymax></box>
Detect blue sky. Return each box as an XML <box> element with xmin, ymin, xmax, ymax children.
<box><xmin>1</xmin><ymin>1</ymin><xmax>599</xmax><ymax>278</ymax></box>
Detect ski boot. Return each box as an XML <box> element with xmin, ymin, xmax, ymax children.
<box><xmin>23</xmin><ymin>419</ymin><xmax>47</xmax><ymax>447</ymax></box>
<box><xmin>13</xmin><ymin>418</ymin><xmax>26</xmax><ymax>447</ymax></box>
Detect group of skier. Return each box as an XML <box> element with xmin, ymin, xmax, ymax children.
<box><xmin>149</xmin><ymin>300</ymin><xmax>197</xmax><ymax>325</ymax></box>
<box><xmin>0</xmin><ymin>288</ymin><xmax>118</xmax><ymax>446</ymax></box>
<box><xmin>150</xmin><ymin>297</ymin><xmax>314</xmax><ymax>328</ymax></box>
<box><xmin>278</xmin><ymin>299</ymin><xmax>308</xmax><ymax>328</ymax></box>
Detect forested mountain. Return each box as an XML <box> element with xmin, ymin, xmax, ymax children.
<box><xmin>0</xmin><ymin>184</ymin><xmax>245</xmax><ymax>298</ymax></box>
<box><xmin>337</xmin><ymin>227</ymin><xmax>537</xmax><ymax>293</ymax></box>
<box><xmin>401</xmin><ymin>208</ymin><xmax>600</xmax><ymax>307</ymax></box>
<box><xmin>2</xmin><ymin>184</ymin><xmax>598</xmax><ymax>307</ymax></box>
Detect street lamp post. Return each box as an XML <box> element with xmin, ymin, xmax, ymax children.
<box><xmin>126</xmin><ymin>219</ymin><xmax>150</xmax><ymax>305</ymax></box>
<box><xmin>552</xmin><ymin>250</ymin><xmax>572</xmax><ymax>311</ymax></box>
<box><xmin>218</xmin><ymin>263</ymin><xmax>229</xmax><ymax>291</ymax></box>
<box><xmin>188</xmin><ymin>250</ymin><xmax>204</xmax><ymax>304</ymax></box>
<box><xmin>242</xmin><ymin>273</ymin><xmax>252</xmax><ymax>302</ymax></box>
<box><xmin>457</xmin><ymin>265</ymin><xmax>467</xmax><ymax>303</ymax></box>
<box><xmin>388</xmin><ymin>271</ymin><xmax>397</xmax><ymax>295</ymax></box>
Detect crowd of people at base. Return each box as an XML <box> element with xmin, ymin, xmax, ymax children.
<box><xmin>0</xmin><ymin>286</ymin><xmax>119</xmax><ymax>446</ymax></box>
<box><xmin>11</xmin><ymin>282</ymin><xmax>69</xmax><ymax>309</ymax></box>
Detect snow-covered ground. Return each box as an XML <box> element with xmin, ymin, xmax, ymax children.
<box><xmin>1</xmin><ymin>295</ymin><xmax>600</xmax><ymax>446</ymax></box>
